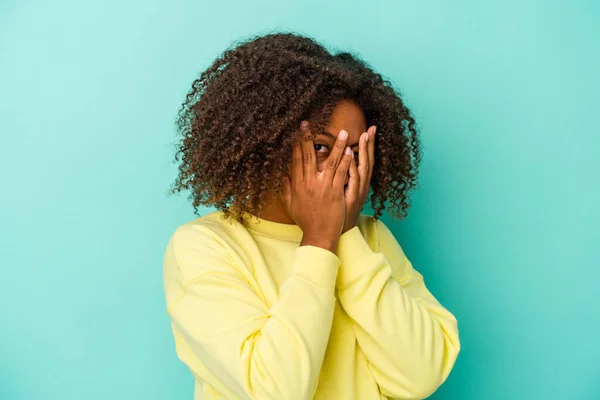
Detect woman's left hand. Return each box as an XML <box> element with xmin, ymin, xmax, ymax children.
<box><xmin>342</xmin><ymin>125</ymin><xmax>377</xmax><ymax>234</ymax></box>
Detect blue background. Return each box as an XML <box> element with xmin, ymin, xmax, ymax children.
<box><xmin>1</xmin><ymin>1</ymin><xmax>599</xmax><ymax>399</ymax></box>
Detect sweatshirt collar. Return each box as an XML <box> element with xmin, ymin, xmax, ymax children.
<box><xmin>242</xmin><ymin>211</ymin><xmax>303</xmax><ymax>242</ymax></box>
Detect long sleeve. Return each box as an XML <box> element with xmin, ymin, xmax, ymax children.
<box><xmin>334</xmin><ymin>220</ymin><xmax>460</xmax><ymax>400</ymax></box>
<box><xmin>163</xmin><ymin>224</ymin><xmax>341</xmax><ymax>400</ymax></box>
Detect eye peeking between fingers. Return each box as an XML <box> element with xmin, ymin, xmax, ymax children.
<box><xmin>314</xmin><ymin>143</ymin><xmax>328</xmax><ymax>154</ymax></box>
<box><xmin>314</xmin><ymin>143</ymin><xmax>358</xmax><ymax>159</ymax></box>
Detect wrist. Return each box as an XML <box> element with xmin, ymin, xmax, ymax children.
<box><xmin>300</xmin><ymin>235</ymin><xmax>339</xmax><ymax>253</ymax></box>
<box><xmin>343</xmin><ymin>218</ymin><xmax>359</xmax><ymax>234</ymax></box>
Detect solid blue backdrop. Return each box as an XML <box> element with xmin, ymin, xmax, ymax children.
<box><xmin>1</xmin><ymin>1</ymin><xmax>599</xmax><ymax>399</ymax></box>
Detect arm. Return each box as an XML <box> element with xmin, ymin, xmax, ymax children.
<box><xmin>334</xmin><ymin>220</ymin><xmax>460</xmax><ymax>399</ymax></box>
<box><xmin>164</xmin><ymin>224</ymin><xmax>341</xmax><ymax>400</ymax></box>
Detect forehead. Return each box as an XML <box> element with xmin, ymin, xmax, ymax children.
<box><xmin>323</xmin><ymin>99</ymin><xmax>366</xmax><ymax>140</ymax></box>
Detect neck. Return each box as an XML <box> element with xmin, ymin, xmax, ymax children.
<box><xmin>255</xmin><ymin>191</ymin><xmax>296</xmax><ymax>225</ymax></box>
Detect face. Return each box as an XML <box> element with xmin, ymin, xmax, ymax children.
<box><xmin>289</xmin><ymin>99</ymin><xmax>366</xmax><ymax>187</ymax></box>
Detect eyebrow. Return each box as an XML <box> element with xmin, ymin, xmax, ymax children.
<box><xmin>318</xmin><ymin>130</ymin><xmax>359</xmax><ymax>149</ymax></box>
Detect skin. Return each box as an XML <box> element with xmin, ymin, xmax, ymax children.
<box><xmin>257</xmin><ymin>99</ymin><xmax>377</xmax><ymax>235</ymax></box>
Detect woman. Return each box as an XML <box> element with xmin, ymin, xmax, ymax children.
<box><xmin>164</xmin><ymin>32</ymin><xmax>460</xmax><ymax>400</ymax></box>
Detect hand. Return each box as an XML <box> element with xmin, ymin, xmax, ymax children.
<box><xmin>342</xmin><ymin>125</ymin><xmax>377</xmax><ymax>234</ymax></box>
<box><xmin>281</xmin><ymin>121</ymin><xmax>354</xmax><ymax>251</ymax></box>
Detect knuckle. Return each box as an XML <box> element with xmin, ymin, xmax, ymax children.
<box><xmin>303</xmin><ymin>151</ymin><xmax>312</xmax><ymax>163</ymax></box>
<box><xmin>327</xmin><ymin>157</ymin><xmax>338</xmax><ymax>169</ymax></box>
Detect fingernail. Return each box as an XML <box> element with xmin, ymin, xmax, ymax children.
<box><xmin>365</xmin><ymin>133</ymin><xmax>369</xmax><ymax>143</ymax></box>
<box><xmin>345</xmin><ymin>146</ymin><xmax>351</xmax><ymax>155</ymax></box>
<box><xmin>300</xmin><ymin>121</ymin><xmax>308</xmax><ymax>131</ymax></box>
<box><xmin>373</xmin><ymin>126</ymin><xmax>377</xmax><ymax>134</ymax></box>
<box><xmin>339</xmin><ymin>130</ymin><xmax>347</xmax><ymax>140</ymax></box>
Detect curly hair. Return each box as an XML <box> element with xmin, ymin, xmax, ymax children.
<box><xmin>169</xmin><ymin>31</ymin><xmax>422</xmax><ymax>228</ymax></box>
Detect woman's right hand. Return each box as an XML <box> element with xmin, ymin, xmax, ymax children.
<box><xmin>281</xmin><ymin>121</ymin><xmax>353</xmax><ymax>252</ymax></box>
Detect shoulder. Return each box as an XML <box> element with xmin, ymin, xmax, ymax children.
<box><xmin>164</xmin><ymin>211</ymin><xmax>244</xmax><ymax>270</ymax></box>
<box><xmin>167</xmin><ymin>210</ymin><xmax>239</xmax><ymax>248</ymax></box>
<box><xmin>355</xmin><ymin>213</ymin><xmax>392</xmax><ymax>249</ymax></box>
<box><xmin>163</xmin><ymin>212</ymin><xmax>243</xmax><ymax>309</ymax></box>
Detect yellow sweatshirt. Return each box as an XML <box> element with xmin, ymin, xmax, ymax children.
<box><xmin>163</xmin><ymin>210</ymin><xmax>460</xmax><ymax>400</ymax></box>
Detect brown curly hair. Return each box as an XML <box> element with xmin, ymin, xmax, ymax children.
<box><xmin>169</xmin><ymin>31</ymin><xmax>422</xmax><ymax>228</ymax></box>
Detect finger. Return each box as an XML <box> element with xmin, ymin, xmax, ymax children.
<box><xmin>291</xmin><ymin>141</ymin><xmax>303</xmax><ymax>184</ymax></box>
<box><xmin>323</xmin><ymin>129</ymin><xmax>349</xmax><ymax>183</ymax></box>
<box><xmin>333</xmin><ymin>146</ymin><xmax>353</xmax><ymax>190</ymax></box>
<box><xmin>300</xmin><ymin>126</ymin><xmax>317</xmax><ymax>178</ymax></box>
<box><xmin>367</xmin><ymin>125</ymin><xmax>376</xmax><ymax>182</ymax></box>
<box><xmin>358</xmin><ymin>131</ymin><xmax>369</xmax><ymax>195</ymax></box>
<box><xmin>280</xmin><ymin>175</ymin><xmax>292</xmax><ymax>213</ymax></box>
<box><xmin>345</xmin><ymin>151</ymin><xmax>359</xmax><ymax>201</ymax></box>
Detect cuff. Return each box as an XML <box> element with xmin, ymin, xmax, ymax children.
<box><xmin>335</xmin><ymin>226</ymin><xmax>381</xmax><ymax>289</ymax></box>
<box><xmin>292</xmin><ymin>245</ymin><xmax>341</xmax><ymax>292</ymax></box>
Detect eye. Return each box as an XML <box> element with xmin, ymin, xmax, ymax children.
<box><xmin>314</xmin><ymin>144</ymin><xmax>329</xmax><ymax>154</ymax></box>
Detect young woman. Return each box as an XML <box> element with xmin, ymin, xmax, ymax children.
<box><xmin>164</xmin><ymin>32</ymin><xmax>460</xmax><ymax>400</ymax></box>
